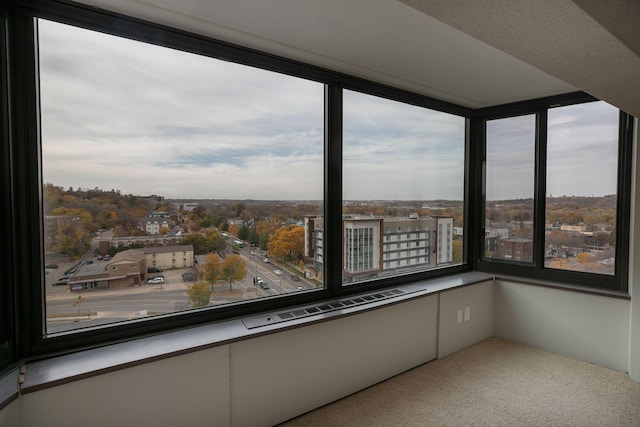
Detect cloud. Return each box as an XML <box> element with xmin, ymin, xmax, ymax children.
<box><xmin>38</xmin><ymin>20</ymin><xmax>620</xmax><ymax>204</ymax></box>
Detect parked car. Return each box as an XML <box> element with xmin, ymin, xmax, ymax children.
<box><xmin>274</xmin><ymin>269</ymin><xmax>283</xmax><ymax>276</ymax></box>
<box><xmin>182</xmin><ymin>271</ymin><xmax>197</xmax><ymax>282</ymax></box>
<box><xmin>103</xmin><ymin>255</ymin><xmax>111</xmax><ymax>260</ymax></box>
<box><xmin>260</xmin><ymin>281</ymin><xmax>269</xmax><ymax>290</ymax></box>
<box><xmin>45</xmin><ymin>264</ymin><xmax>59</xmax><ymax>269</ymax></box>
<box><xmin>263</xmin><ymin>258</ymin><xmax>270</xmax><ymax>263</ymax></box>
<box><xmin>147</xmin><ymin>276</ymin><xmax>164</xmax><ymax>285</ymax></box>
<box><xmin>291</xmin><ymin>275</ymin><xmax>300</xmax><ymax>281</ymax></box>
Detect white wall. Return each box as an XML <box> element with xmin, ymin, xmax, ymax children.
<box><xmin>438</xmin><ymin>280</ymin><xmax>494</xmax><ymax>358</ymax></box>
<box><xmin>4</xmin><ymin>277</ymin><xmax>635</xmax><ymax>427</ymax></box>
<box><xmin>19</xmin><ymin>346</ymin><xmax>231</xmax><ymax>427</ymax></box>
<box><xmin>12</xmin><ymin>293</ymin><xmax>442</xmax><ymax>427</ymax></box>
<box><xmin>493</xmin><ymin>280</ymin><xmax>630</xmax><ymax>371</ymax></box>
<box><xmin>230</xmin><ymin>295</ymin><xmax>438</xmax><ymax>426</ymax></box>
<box><xmin>0</xmin><ymin>400</ymin><xmax>19</xmax><ymax>427</ymax></box>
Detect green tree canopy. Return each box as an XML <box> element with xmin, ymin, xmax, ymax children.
<box><xmin>187</xmin><ymin>281</ymin><xmax>212</xmax><ymax>308</ymax></box>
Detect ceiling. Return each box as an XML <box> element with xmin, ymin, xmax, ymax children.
<box><xmin>74</xmin><ymin>0</ymin><xmax>640</xmax><ymax>116</ymax></box>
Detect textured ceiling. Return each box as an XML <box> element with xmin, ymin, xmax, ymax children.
<box><xmin>72</xmin><ymin>0</ymin><xmax>639</xmax><ymax>116</ymax></box>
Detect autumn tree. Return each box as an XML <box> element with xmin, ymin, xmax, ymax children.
<box><xmin>187</xmin><ymin>281</ymin><xmax>212</xmax><ymax>308</ymax></box>
<box><xmin>268</xmin><ymin>225</ymin><xmax>304</xmax><ymax>262</ymax></box>
<box><xmin>53</xmin><ymin>219</ymin><xmax>91</xmax><ymax>259</ymax></box>
<box><xmin>202</xmin><ymin>253</ymin><xmax>225</xmax><ymax>290</ymax></box>
<box><xmin>222</xmin><ymin>254</ymin><xmax>247</xmax><ymax>290</ymax></box>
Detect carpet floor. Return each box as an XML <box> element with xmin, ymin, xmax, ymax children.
<box><xmin>279</xmin><ymin>338</ymin><xmax>640</xmax><ymax>426</ymax></box>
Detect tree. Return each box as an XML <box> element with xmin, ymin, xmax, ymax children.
<box><xmin>52</xmin><ymin>219</ymin><xmax>91</xmax><ymax>259</ymax></box>
<box><xmin>222</xmin><ymin>254</ymin><xmax>247</xmax><ymax>290</ymax></box>
<box><xmin>202</xmin><ymin>253</ymin><xmax>225</xmax><ymax>290</ymax></box>
<box><xmin>452</xmin><ymin>240</ymin><xmax>463</xmax><ymax>263</ymax></box>
<box><xmin>205</xmin><ymin>229</ymin><xmax>227</xmax><ymax>256</ymax></box>
<box><xmin>187</xmin><ymin>281</ymin><xmax>212</xmax><ymax>308</ymax></box>
<box><xmin>180</xmin><ymin>234</ymin><xmax>209</xmax><ymax>255</ymax></box>
<box><xmin>268</xmin><ymin>225</ymin><xmax>304</xmax><ymax>261</ymax></box>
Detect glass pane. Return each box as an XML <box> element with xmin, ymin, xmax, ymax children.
<box><xmin>335</xmin><ymin>90</ymin><xmax>465</xmax><ymax>285</ymax></box>
<box><xmin>39</xmin><ymin>19</ymin><xmax>324</xmax><ymax>334</ymax></box>
<box><xmin>545</xmin><ymin>102</ymin><xmax>618</xmax><ymax>274</ymax></box>
<box><xmin>484</xmin><ymin>115</ymin><xmax>536</xmax><ymax>262</ymax></box>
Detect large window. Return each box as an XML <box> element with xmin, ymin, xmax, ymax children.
<box><xmin>484</xmin><ymin>115</ymin><xmax>536</xmax><ymax>262</ymax></box>
<box><xmin>341</xmin><ymin>90</ymin><xmax>466</xmax><ymax>284</ymax></box>
<box><xmin>1</xmin><ymin>0</ymin><xmax>632</xmax><ymax>370</ymax></box>
<box><xmin>545</xmin><ymin>102</ymin><xmax>620</xmax><ymax>275</ymax></box>
<box><xmin>480</xmin><ymin>99</ymin><xmax>631</xmax><ymax>289</ymax></box>
<box><xmin>38</xmin><ymin>19</ymin><xmax>324</xmax><ymax>334</ymax></box>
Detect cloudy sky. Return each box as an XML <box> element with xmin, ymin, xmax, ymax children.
<box><xmin>486</xmin><ymin>101</ymin><xmax>619</xmax><ymax>200</ymax></box>
<box><xmin>39</xmin><ymin>19</ymin><xmax>618</xmax><ymax>202</ymax></box>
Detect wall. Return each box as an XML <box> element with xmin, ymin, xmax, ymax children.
<box><xmin>0</xmin><ymin>400</ymin><xmax>19</xmax><ymax>427</ymax></box>
<box><xmin>13</xmin><ymin>292</ymin><xmax>447</xmax><ymax>427</ymax></box>
<box><xmin>438</xmin><ymin>280</ymin><xmax>494</xmax><ymax>358</ymax></box>
<box><xmin>4</xmin><ymin>276</ymin><xmax>633</xmax><ymax>426</ymax></box>
<box><xmin>19</xmin><ymin>346</ymin><xmax>231</xmax><ymax>427</ymax></box>
<box><xmin>493</xmin><ymin>280</ymin><xmax>630</xmax><ymax>371</ymax></box>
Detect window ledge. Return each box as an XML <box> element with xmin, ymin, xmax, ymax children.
<box><xmin>493</xmin><ymin>274</ymin><xmax>630</xmax><ymax>300</ymax></box>
<box><xmin>0</xmin><ymin>367</ymin><xmax>20</xmax><ymax>412</ymax></box>
<box><xmin>20</xmin><ymin>271</ymin><xmax>492</xmax><ymax>394</ymax></box>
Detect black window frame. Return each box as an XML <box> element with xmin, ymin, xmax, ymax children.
<box><xmin>3</xmin><ymin>0</ymin><xmax>475</xmax><ymax>363</ymax></box>
<box><xmin>475</xmin><ymin>94</ymin><xmax>633</xmax><ymax>291</ymax></box>
<box><xmin>0</xmin><ymin>0</ymin><xmax>633</xmax><ymax>373</ymax></box>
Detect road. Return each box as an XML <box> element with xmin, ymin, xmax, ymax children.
<box><xmin>45</xmin><ymin>239</ymin><xmax>316</xmax><ymax>334</ymax></box>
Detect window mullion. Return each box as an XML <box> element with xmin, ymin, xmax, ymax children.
<box><xmin>533</xmin><ymin>110</ymin><xmax>548</xmax><ymax>269</ymax></box>
<box><xmin>324</xmin><ymin>84</ymin><xmax>343</xmax><ymax>294</ymax></box>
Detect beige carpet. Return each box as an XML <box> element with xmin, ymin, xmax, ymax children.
<box><xmin>280</xmin><ymin>338</ymin><xmax>640</xmax><ymax>426</ymax></box>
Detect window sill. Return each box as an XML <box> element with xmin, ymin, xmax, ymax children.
<box><xmin>19</xmin><ymin>271</ymin><xmax>492</xmax><ymax>394</ymax></box>
<box><xmin>493</xmin><ymin>274</ymin><xmax>630</xmax><ymax>300</ymax></box>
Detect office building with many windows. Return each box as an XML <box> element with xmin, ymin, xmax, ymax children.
<box><xmin>306</xmin><ymin>215</ymin><xmax>453</xmax><ymax>283</ymax></box>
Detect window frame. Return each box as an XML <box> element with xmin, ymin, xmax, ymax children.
<box><xmin>4</xmin><ymin>0</ymin><xmax>475</xmax><ymax>361</ymax></box>
<box><xmin>2</xmin><ymin>0</ymin><xmax>632</xmax><ymax>373</ymax></box>
<box><xmin>475</xmin><ymin>94</ymin><xmax>633</xmax><ymax>291</ymax></box>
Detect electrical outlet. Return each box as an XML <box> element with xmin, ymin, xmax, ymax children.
<box><xmin>457</xmin><ymin>309</ymin><xmax>463</xmax><ymax>324</ymax></box>
<box><xmin>464</xmin><ymin>306</ymin><xmax>471</xmax><ymax>321</ymax></box>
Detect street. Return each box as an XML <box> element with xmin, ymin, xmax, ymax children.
<box><xmin>45</xmin><ymin>240</ymin><xmax>316</xmax><ymax>334</ymax></box>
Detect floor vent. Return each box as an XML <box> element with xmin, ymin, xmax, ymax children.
<box><xmin>242</xmin><ymin>288</ymin><xmax>414</xmax><ymax>329</ymax></box>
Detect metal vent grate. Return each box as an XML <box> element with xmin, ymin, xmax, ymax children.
<box><xmin>242</xmin><ymin>288</ymin><xmax>413</xmax><ymax>329</ymax></box>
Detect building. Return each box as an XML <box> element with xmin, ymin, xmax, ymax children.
<box><xmin>306</xmin><ymin>215</ymin><xmax>454</xmax><ymax>283</ymax></box>
<box><xmin>138</xmin><ymin>216</ymin><xmax>172</xmax><ymax>235</ymax></box>
<box><xmin>68</xmin><ymin>249</ymin><xmax>147</xmax><ymax>289</ymax></box>
<box><xmin>144</xmin><ymin>245</ymin><xmax>194</xmax><ymax>270</ymax></box>
<box><xmin>497</xmin><ymin>237</ymin><xmax>534</xmax><ymax>262</ymax></box>
<box><xmin>2</xmin><ymin>2</ymin><xmax>640</xmax><ymax>426</ymax></box>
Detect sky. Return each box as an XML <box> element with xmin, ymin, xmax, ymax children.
<box><xmin>39</xmin><ymin>19</ymin><xmax>618</xmax><ymax>202</ymax></box>
<box><xmin>486</xmin><ymin>101</ymin><xmax>619</xmax><ymax>200</ymax></box>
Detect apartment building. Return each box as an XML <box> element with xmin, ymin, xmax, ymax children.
<box><xmin>305</xmin><ymin>215</ymin><xmax>453</xmax><ymax>282</ymax></box>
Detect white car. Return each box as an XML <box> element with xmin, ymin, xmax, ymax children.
<box><xmin>147</xmin><ymin>276</ymin><xmax>164</xmax><ymax>284</ymax></box>
<box><xmin>274</xmin><ymin>269</ymin><xmax>283</xmax><ymax>276</ymax></box>
<box><xmin>263</xmin><ymin>258</ymin><xmax>270</xmax><ymax>263</ymax></box>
